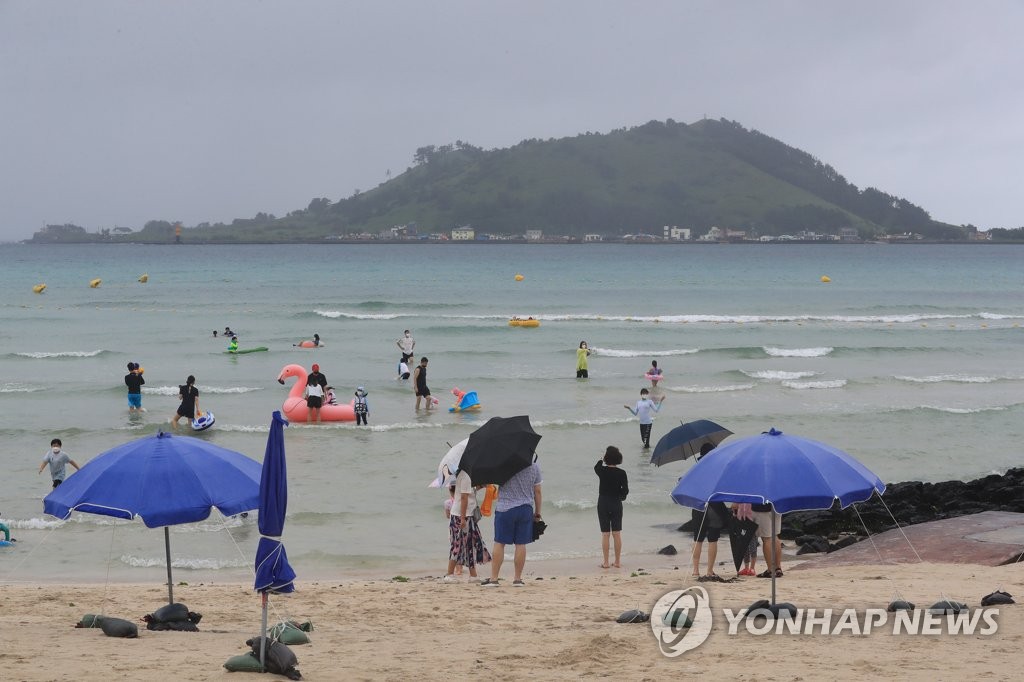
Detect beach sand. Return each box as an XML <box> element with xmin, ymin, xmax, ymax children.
<box><xmin>3</xmin><ymin>557</ymin><xmax>1022</xmax><ymax>681</ymax></box>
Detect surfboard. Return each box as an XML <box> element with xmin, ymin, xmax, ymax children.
<box><xmin>225</xmin><ymin>347</ymin><xmax>268</xmax><ymax>354</ymax></box>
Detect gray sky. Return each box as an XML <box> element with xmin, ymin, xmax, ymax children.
<box><xmin>2</xmin><ymin>1</ymin><xmax>1021</xmax><ymax>241</ymax></box>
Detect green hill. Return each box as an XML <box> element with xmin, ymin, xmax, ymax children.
<box><xmin>32</xmin><ymin>118</ymin><xmax>967</xmax><ymax>243</ymax></box>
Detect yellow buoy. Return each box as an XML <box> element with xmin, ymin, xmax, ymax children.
<box><xmin>514</xmin><ymin>274</ymin><xmax>524</xmax><ymax>281</ymax></box>
<box><xmin>137</xmin><ymin>366</ymin><xmax>144</xmax><ymax>375</ymax></box>
<box><xmin>820</xmin><ymin>275</ymin><xmax>831</xmax><ymax>283</ymax></box>
<box><xmin>32</xmin><ymin>283</ymin><xmax>46</xmax><ymax>294</ymax></box>
<box><xmin>89</xmin><ymin>278</ymin><xmax>102</xmax><ymax>288</ymax></box>
<box><xmin>138</xmin><ymin>274</ymin><xmax>149</xmax><ymax>283</ymax></box>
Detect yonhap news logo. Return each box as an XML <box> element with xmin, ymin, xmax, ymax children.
<box><xmin>649</xmin><ymin>586</ymin><xmax>714</xmax><ymax>657</ymax></box>
<box><xmin>651</xmin><ymin>588</ymin><xmax>1000</xmax><ymax>657</ymax></box>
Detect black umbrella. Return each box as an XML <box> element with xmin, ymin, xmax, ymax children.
<box><xmin>459</xmin><ymin>415</ymin><xmax>541</xmax><ymax>486</ymax></box>
<box><xmin>650</xmin><ymin>419</ymin><xmax>732</xmax><ymax>466</ymax></box>
<box><xmin>728</xmin><ymin>516</ymin><xmax>760</xmax><ymax>572</ymax></box>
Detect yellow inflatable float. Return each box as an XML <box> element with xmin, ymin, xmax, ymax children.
<box><xmin>820</xmin><ymin>275</ymin><xmax>831</xmax><ymax>283</ymax></box>
<box><xmin>89</xmin><ymin>278</ymin><xmax>102</xmax><ymax>288</ymax></box>
<box><xmin>509</xmin><ymin>317</ymin><xmax>540</xmax><ymax>328</ymax></box>
<box><xmin>138</xmin><ymin>274</ymin><xmax>149</xmax><ymax>283</ymax></box>
<box><xmin>32</xmin><ymin>283</ymin><xmax>46</xmax><ymax>294</ymax></box>
<box><xmin>514</xmin><ymin>274</ymin><xmax>525</xmax><ymax>281</ymax></box>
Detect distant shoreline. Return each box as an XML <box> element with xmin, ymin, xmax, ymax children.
<box><xmin>18</xmin><ymin>239</ymin><xmax>1022</xmax><ymax>246</ymax></box>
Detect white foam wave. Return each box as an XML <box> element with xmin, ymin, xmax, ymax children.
<box><xmin>916</xmin><ymin>404</ymin><xmax>1008</xmax><ymax>414</ymax></box>
<box><xmin>764</xmin><ymin>346</ymin><xmax>833</xmax><ymax>358</ymax></box>
<box><xmin>144</xmin><ymin>385</ymin><xmax>263</xmax><ymax>396</ymax></box>
<box><xmin>979</xmin><ymin>312</ymin><xmax>1024</xmax><ymax>320</ymax></box>
<box><xmin>742</xmin><ymin>370</ymin><xmax>819</xmax><ymax>380</ymax></box>
<box><xmin>315</xmin><ymin>310</ymin><xmax>404</xmax><ymax>320</ymax></box>
<box><xmin>119</xmin><ymin>554</ymin><xmax>248</xmax><ymax>570</ymax></box>
<box><xmin>215</xmin><ymin>424</ymin><xmax>270</xmax><ymax>433</ymax></box>
<box><xmin>0</xmin><ymin>382</ymin><xmax>44</xmax><ymax>393</ymax></box>
<box><xmin>894</xmin><ymin>374</ymin><xmax>999</xmax><ymax>384</ymax></box>
<box><xmin>666</xmin><ymin>384</ymin><xmax>756</xmax><ymax>394</ymax></box>
<box><xmin>589</xmin><ymin>347</ymin><xmax>699</xmax><ymax>358</ymax></box>
<box><xmin>553</xmin><ymin>499</ymin><xmax>596</xmax><ymax>511</ymax></box>
<box><xmin>15</xmin><ymin>350</ymin><xmax>105</xmax><ymax>358</ymax></box>
<box><xmin>782</xmin><ymin>379</ymin><xmax>847</xmax><ymax>389</ymax></box>
<box><xmin>532</xmin><ymin>416</ymin><xmax>635</xmax><ymax>428</ymax></box>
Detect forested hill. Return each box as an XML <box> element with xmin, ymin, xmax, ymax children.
<box><xmin>33</xmin><ymin>118</ymin><xmax>969</xmax><ymax>243</ymax></box>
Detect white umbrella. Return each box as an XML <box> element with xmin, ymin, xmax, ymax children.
<box><xmin>428</xmin><ymin>439</ymin><xmax>468</xmax><ymax>487</ymax></box>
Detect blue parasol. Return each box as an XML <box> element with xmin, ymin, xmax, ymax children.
<box><xmin>671</xmin><ymin>428</ymin><xmax>885</xmax><ymax>604</ymax></box>
<box><xmin>254</xmin><ymin>411</ymin><xmax>296</xmax><ymax>670</ymax></box>
<box><xmin>44</xmin><ymin>430</ymin><xmax>261</xmax><ymax>604</ymax></box>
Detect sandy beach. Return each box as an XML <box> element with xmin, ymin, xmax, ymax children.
<box><xmin>3</xmin><ymin>554</ymin><xmax>1022</xmax><ymax>681</ymax></box>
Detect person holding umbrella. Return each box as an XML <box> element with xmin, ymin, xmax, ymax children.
<box><xmin>481</xmin><ymin>460</ymin><xmax>542</xmax><ymax>587</ymax></box>
<box><xmin>443</xmin><ymin>469</ymin><xmax>491</xmax><ymax>582</ymax></box>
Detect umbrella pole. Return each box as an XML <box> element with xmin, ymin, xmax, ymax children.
<box><xmin>164</xmin><ymin>527</ymin><xmax>174</xmax><ymax>605</ymax></box>
<box><xmin>770</xmin><ymin>514</ymin><xmax>777</xmax><ymax>606</ymax></box>
<box><xmin>260</xmin><ymin>592</ymin><xmax>268</xmax><ymax>671</ymax></box>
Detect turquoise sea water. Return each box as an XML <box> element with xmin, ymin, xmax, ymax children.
<box><xmin>1</xmin><ymin>243</ymin><xmax>1022</xmax><ymax>582</ymax></box>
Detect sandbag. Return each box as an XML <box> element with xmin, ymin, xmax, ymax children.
<box><xmin>981</xmin><ymin>590</ymin><xmax>1014</xmax><ymax>606</ymax></box>
<box><xmin>928</xmin><ymin>600</ymin><xmax>967</xmax><ymax>615</ymax></box>
<box><xmin>75</xmin><ymin>614</ymin><xmax>105</xmax><ymax>628</ymax></box>
<box><xmin>150</xmin><ymin>602</ymin><xmax>189</xmax><ymax>623</ymax></box>
<box><xmin>887</xmin><ymin>600</ymin><xmax>915</xmax><ymax>612</ymax></box>
<box><xmin>269</xmin><ymin>621</ymin><xmax>311</xmax><ymax>645</ymax></box>
<box><xmin>100</xmin><ymin>617</ymin><xmax>139</xmax><ymax>638</ymax></box>
<box><xmin>246</xmin><ymin>637</ymin><xmax>302</xmax><ymax>680</ymax></box>
<box><xmin>144</xmin><ymin>604</ymin><xmax>202</xmax><ymax>630</ymax></box>
<box><xmin>224</xmin><ymin>653</ymin><xmax>264</xmax><ymax>673</ymax></box>
<box><xmin>615</xmin><ymin>609</ymin><xmax>649</xmax><ymax>624</ymax></box>
<box><xmin>148</xmin><ymin>620</ymin><xmax>199</xmax><ymax>632</ymax></box>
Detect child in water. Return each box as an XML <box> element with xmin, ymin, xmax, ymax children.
<box><xmin>354</xmin><ymin>386</ymin><xmax>369</xmax><ymax>425</ymax></box>
<box><xmin>228</xmin><ymin>336</ymin><xmax>239</xmax><ymax>352</ymax></box>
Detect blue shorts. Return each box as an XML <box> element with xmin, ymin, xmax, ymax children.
<box><xmin>494</xmin><ymin>503</ymin><xmax>534</xmax><ymax>545</ymax></box>
<box><xmin>127</xmin><ymin>394</ymin><xmax>142</xmax><ymax>408</ymax></box>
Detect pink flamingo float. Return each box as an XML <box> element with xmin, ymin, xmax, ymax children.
<box><xmin>276</xmin><ymin>363</ymin><xmax>355</xmax><ymax>422</ymax></box>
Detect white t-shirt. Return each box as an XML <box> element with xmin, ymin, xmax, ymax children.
<box><xmin>452</xmin><ymin>471</ymin><xmax>478</xmax><ymax>518</ymax></box>
<box><xmin>304</xmin><ymin>383</ymin><xmax>324</xmax><ymax>399</ymax></box>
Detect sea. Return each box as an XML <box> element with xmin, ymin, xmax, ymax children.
<box><xmin>1</xmin><ymin>242</ymin><xmax>1022</xmax><ymax>584</ymax></box>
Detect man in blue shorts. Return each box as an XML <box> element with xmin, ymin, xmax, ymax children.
<box><xmin>481</xmin><ymin>460</ymin><xmax>542</xmax><ymax>587</ymax></box>
<box><xmin>124</xmin><ymin>362</ymin><xmax>145</xmax><ymax>413</ymax></box>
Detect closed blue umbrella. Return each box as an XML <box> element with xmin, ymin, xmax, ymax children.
<box><xmin>671</xmin><ymin>428</ymin><xmax>885</xmax><ymax>604</ymax></box>
<box><xmin>650</xmin><ymin>419</ymin><xmax>733</xmax><ymax>466</ymax></box>
<box><xmin>254</xmin><ymin>411</ymin><xmax>295</xmax><ymax>671</ymax></box>
<box><xmin>44</xmin><ymin>430</ymin><xmax>261</xmax><ymax>604</ymax></box>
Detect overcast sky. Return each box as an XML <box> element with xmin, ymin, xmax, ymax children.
<box><xmin>2</xmin><ymin>1</ymin><xmax>1021</xmax><ymax>241</ymax></box>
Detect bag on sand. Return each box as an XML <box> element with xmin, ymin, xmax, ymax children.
<box><xmin>143</xmin><ymin>602</ymin><xmax>202</xmax><ymax>631</ymax></box>
<box><xmin>269</xmin><ymin>621</ymin><xmax>312</xmax><ymax>645</ymax></box>
<box><xmin>75</xmin><ymin>614</ymin><xmax>105</xmax><ymax>628</ymax></box>
<box><xmin>223</xmin><ymin>653</ymin><xmax>264</xmax><ymax>673</ymax></box>
<box><xmin>246</xmin><ymin>636</ymin><xmax>302</xmax><ymax>680</ymax></box>
<box><xmin>100</xmin><ymin>617</ymin><xmax>139</xmax><ymax>638</ymax></box>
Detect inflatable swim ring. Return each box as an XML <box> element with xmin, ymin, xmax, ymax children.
<box><xmin>276</xmin><ymin>364</ymin><xmax>356</xmax><ymax>422</ymax></box>
<box><xmin>138</xmin><ymin>274</ymin><xmax>149</xmax><ymax>283</ymax></box>
<box><xmin>645</xmin><ymin>372</ymin><xmax>664</xmax><ymax>382</ymax></box>
<box><xmin>89</xmin><ymin>278</ymin><xmax>102</xmax><ymax>288</ymax></box>
<box><xmin>296</xmin><ymin>340</ymin><xmax>324</xmax><ymax>348</ymax></box>
<box><xmin>508</xmin><ymin>318</ymin><xmax>540</xmax><ymax>328</ymax></box>
<box><xmin>192</xmin><ymin>411</ymin><xmax>216</xmax><ymax>431</ymax></box>
<box><xmin>32</xmin><ymin>283</ymin><xmax>46</xmax><ymax>294</ymax></box>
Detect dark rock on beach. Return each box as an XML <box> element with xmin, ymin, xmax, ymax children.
<box><xmin>658</xmin><ymin>544</ymin><xmax>678</xmax><ymax>555</ymax></box>
<box><xmin>677</xmin><ymin>468</ymin><xmax>1024</xmax><ymax>554</ymax></box>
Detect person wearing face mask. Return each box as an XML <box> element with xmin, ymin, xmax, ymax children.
<box><xmin>396</xmin><ymin>329</ymin><xmax>416</xmax><ymax>364</ymax></box>
<box><xmin>38</xmin><ymin>438</ymin><xmax>81</xmax><ymax>488</ymax></box>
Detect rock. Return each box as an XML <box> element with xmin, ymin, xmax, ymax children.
<box><xmin>657</xmin><ymin>544</ymin><xmax>678</xmax><ymax>555</ymax></box>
